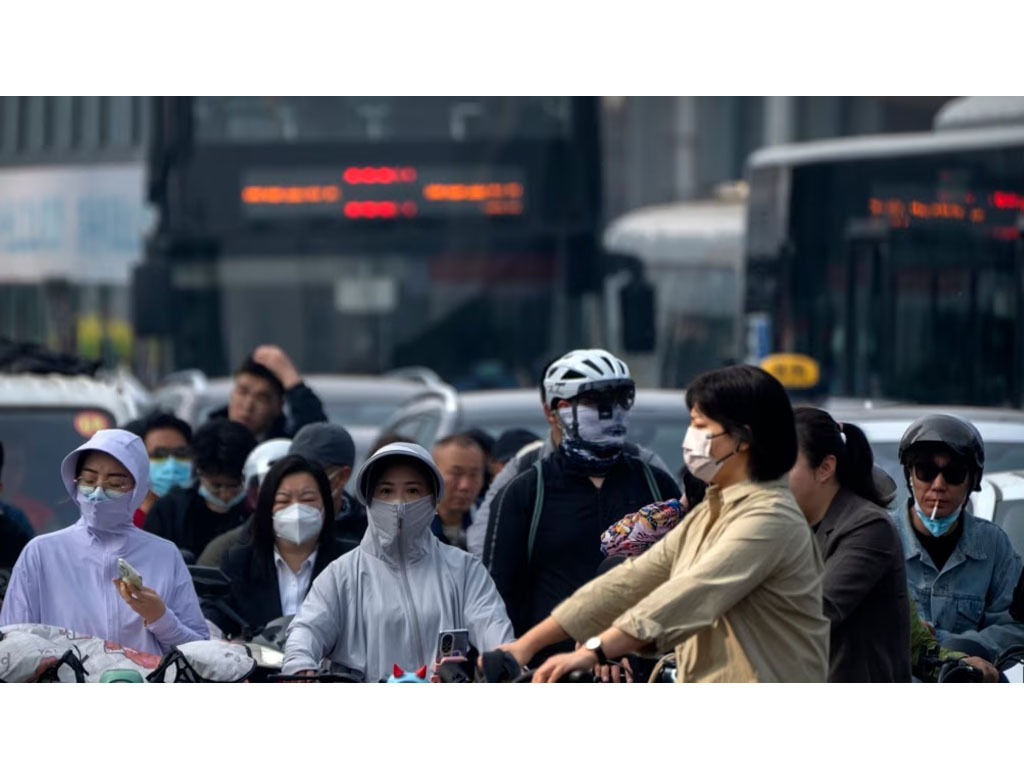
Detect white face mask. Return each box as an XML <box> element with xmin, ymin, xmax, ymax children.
<box><xmin>682</xmin><ymin>426</ymin><xmax>737</xmax><ymax>484</ymax></box>
<box><xmin>272</xmin><ymin>503</ymin><xmax>324</xmax><ymax>545</ymax></box>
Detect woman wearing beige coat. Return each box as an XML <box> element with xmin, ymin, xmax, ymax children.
<box><xmin>500</xmin><ymin>365</ymin><xmax>830</xmax><ymax>683</ymax></box>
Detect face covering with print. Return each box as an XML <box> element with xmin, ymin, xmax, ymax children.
<box><xmin>149</xmin><ymin>458</ymin><xmax>193</xmax><ymax>498</ymax></box>
<box><xmin>198</xmin><ymin>482</ymin><xmax>247</xmax><ymax>512</ymax></box>
<box><xmin>557</xmin><ymin>403</ymin><xmax>629</xmax><ymax>476</ymax></box>
<box><xmin>77</xmin><ymin>485</ymin><xmax>135</xmax><ymax>533</ymax></box>
<box><xmin>682</xmin><ymin>426</ymin><xmax>738</xmax><ymax>484</ymax></box>
<box><xmin>367</xmin><ymin>495</ymin><xmax>436</xmax><ymax>550</ymax></box>
<box><xmin>273</xmin><ymin>503</ymin><xmax>324</xmax><ymax>545</ymax></box>
<box><xmin>911</xmin><ymin>490</ymin><xmax>962</xmax><ymax>537</ymax></box>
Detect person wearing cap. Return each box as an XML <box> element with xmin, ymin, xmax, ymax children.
<box><xmin>489</xmin><ymin>429</ymin><xmax>541</xmax><ymax>480</ymax></box>
<box><xmin>0</xmin><ymin>429</ymin><xmax>208</xmax><ymax>655</ymax></box>
<box><xmin>893</xmin><ymin>414</ymin><xmax>1024</xmax><ymax>667</ymax></box>
<box><xmin>288</xmin><ymin>423</ymin><xmax>366</xmax><ymax>554</ymax></box>
<box><xmin>207</xmin><ymin>344</ymin><xmax>327</xmax><ymax>441</ymax></box>
<box><xmin>281</xmin><ymin>442</ymin><xmax>514</xmax><ymax>682</ymax></box>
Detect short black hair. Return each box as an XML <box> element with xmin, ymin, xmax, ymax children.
<box><xmin>140</xmin><ymin>411</ymin><xmax>193</xmax><ymax>444</ymax></box>
<box><xmin>236</xmin><ymin>355</ymin><xmax>284</xmax><ymax>398</ymax></box>
<box><xmin>369</xmin><ymin>431</ymin><xmax>415</xmax><ymax>455</ymax></box>
<box><xmin>192</xmin><ymin>418</ymin><xmax>257</xmax><ymax>479</ymax></box>
<box><xmin>685</xmin><ymin>364</ymin><xmax>797</xmax><ymax>482</ymax></box>
<box><xmin>250</xmin><ymin>454</ymin><xmax>335</xmax><ymax>576</ymax></box>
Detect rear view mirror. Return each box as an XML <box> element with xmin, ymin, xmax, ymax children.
<box><xmin>619</xmin><ymin>277</ymin><xmax>657</xmax><ymax>353</ymax></box>
<box><xmin>187</xmin><ymin>565</ymin><xmax>232</xmax><ymax>600</ymax></box>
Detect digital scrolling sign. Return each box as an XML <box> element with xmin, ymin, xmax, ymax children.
<box><xmin>240</xmin><ymin>165</ymin><xmax>526</xmax><ymax>221</ymax></box>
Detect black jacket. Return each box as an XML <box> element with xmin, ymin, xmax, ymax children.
<box><xmin>208</xmin><ymin>381</ymin><xmax>327</xmax><ymax>440</ymax></box>
<box><xmin>483</xmin><ymin>448</ymin><xmax>680</xmax><ymax>657</ymax></box>
<box><xmin>203</xmin><ymin>537</ymin><xmax>342</xmax><ymax>638</ymax></box>
<box><xmin>143</xmin><ymin>486</ymin><xmax>248</xmax><ymax>561</ymax></box>
<box><xmin>815</xmin><ymin>487</ymin><xmax>912</xmax><ymax>683</ymax></box>
<box><xmin>334</xmin><ymin>491</ymin><xmax>367</xmax><ymax>555</ymax></box>
<box><xmin>1</xmin><ymin>501</ymin><xmax>32</xmax><ymax>572</ymax></box>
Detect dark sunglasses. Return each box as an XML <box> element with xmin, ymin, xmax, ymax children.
<box><xmin>913</xmin><ymin>460</ymin><xmax>969</xmax><ymax>486</ymax></box>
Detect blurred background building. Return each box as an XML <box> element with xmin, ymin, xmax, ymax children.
<box><xmin>0</xmin><ymin>96</ymin><xmax>954</xmax><ymax>387</ymax></box>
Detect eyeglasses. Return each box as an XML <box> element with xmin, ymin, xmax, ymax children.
<box><xmin>149</xmin><ymin>447</ymin><xmax>193</xmax><ymax>461</ymax></box>
<box><xmin>912</xmin><ymin>461</ymin><xmax>969</xmax><ymax>486</ymax></box>
<box><xmin>76</xmin><ymin>475</ymin><xmax>135</xmax><ymax>493</ymax></box>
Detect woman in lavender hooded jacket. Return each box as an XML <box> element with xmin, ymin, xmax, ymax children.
<box><xmin>0</xmin><ymin>429</ymin><xmax>208</xmax><ymax>655</ymax></box>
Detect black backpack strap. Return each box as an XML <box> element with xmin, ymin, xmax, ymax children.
<box><xmin>526</xmin><ymin>458</ymin><xmax>545</xmax><ymax>565</ymax></box>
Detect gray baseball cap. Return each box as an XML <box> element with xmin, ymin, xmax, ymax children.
<box><xmin>290</xmin><ymin>423</ymin><xmax>355</xmax><ymax>469</ymax></box>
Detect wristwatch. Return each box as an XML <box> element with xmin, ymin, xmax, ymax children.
<box><xmin>584</xmin><ymin>636</ymin><xmax>608</xmax><ymax>666</ymax></box>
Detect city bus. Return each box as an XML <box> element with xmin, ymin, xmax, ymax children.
<box><xmin>602</xmin><ymin>185</ymin><xmax>746</xmax><ymax>387</ymax></box>
<box><xmin>745</xmin><ymin>97</ymin><xmax>1024</xmax><ymax>406</ymax></box>
<box><xmin>138</xmin><ymin>97</ymin><xmax>602</xmax><ymax>384</ymax></box>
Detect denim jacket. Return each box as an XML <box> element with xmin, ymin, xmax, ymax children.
<box><xmin>892</xmin><ymin>505</ymin><xmax>1024</xmax><ymax>661</ymax></box>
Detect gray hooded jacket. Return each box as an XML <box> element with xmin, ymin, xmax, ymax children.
<box><xmin>282</xmin><ymin>443</ymin><xmax>513</xmax><ymax>681</ymax></box>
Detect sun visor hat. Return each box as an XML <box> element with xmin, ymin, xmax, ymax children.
<box><xmin>353</xmin><ymin>442</ymin><xmax>444</xmax><ymax>507</ymax></box>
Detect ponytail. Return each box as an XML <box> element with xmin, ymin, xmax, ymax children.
<box><xmin>793</xmin><ymin>406</ymin><xmax>886</xmax><ymax>508</ymax></box>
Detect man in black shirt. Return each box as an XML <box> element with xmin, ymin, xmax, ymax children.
<box><xmin>144</xmin><ymin>419</ymin><xmax>256</xmax><ymax>560</ymax></box>
<box><xmin>483</xmin><ymin>349</ymin><xmax>680</xmax><ymax>663</ymax></box>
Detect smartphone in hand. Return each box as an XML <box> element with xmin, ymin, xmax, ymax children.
<box><xmin>117</xmin><ymin>558</ymin><xmax>144</xmax><ymax>590</ymax></box>
<box><xmin>434</xmin><ymin>629</ymin><xmax>470</xmax><ymax>665</ymax></box>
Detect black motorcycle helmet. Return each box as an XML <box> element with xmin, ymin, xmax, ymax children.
<box><xmin>897</xmin><ymin>414</ymin><xmax>985</xmax><ymax>492</ymax></box>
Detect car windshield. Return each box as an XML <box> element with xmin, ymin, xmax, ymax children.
<box><xmin>870</xmin><ymin>440</ymin><xmax>1024</xmax><ymax>510</ymax></box>
<box><xmin>0</xmin><ymin>407</ymin><xmax>117</xmax><ymax>534</ymax></box>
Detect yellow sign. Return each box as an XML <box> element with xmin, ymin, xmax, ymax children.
<box><xmin>760</xmin><ymin>353</ymin><xmax>821</xmax><ymax>390</ymax></box>
<box><xmin>74</xmin><ymin>410</ymin><xmax>112</xmax><ymax>438</ymax></box>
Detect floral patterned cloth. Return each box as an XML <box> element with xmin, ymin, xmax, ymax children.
<box><xmin>600</xmin><ymin>497</ymin><xmax>689</xmax><ymax>557</ymax></box>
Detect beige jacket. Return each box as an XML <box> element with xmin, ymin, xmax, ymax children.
<box><xmin>551</xmin><ymin>478</ymin><xmax>829</xmax><ymax>682</ymax></box>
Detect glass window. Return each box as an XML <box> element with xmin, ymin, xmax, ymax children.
<box><xmin>194</xmin><ymin>97</ymin><xmax>574</xmax><ymax>145</ymax></box>
<box><xmin>993</xmin><ymin>500</ymin><xmax>1024</xmax><ymax>558</ymax></box>
<box><xmin>0</xmin><ymin>408</ymin><xmax>117</xmax><ymax>534</ymax></box>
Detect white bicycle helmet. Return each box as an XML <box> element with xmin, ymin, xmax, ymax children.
<box><xmin>542</xmin><ymin>348</ymin><xmax>634</xmax><ymax>407</ymax></box>
<box><xmin>243</xmin><ymin>438</ymin><xmax>293</xmax><ymax>493</ymax></box>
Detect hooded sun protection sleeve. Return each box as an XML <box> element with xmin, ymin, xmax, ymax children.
<box><xmin>140</xmin><ymin>548</ymin><xmax>209</xmax><ymax>651</ymax></box>
<box><xmin>282</xmin><ymin>564</ymin><xmax>347</xmax><ymax>674</ymax></box>
<box><xmin>461</xmin><ymin>555</ymin><xmax>515</xmax><ymax>651</ymax></box>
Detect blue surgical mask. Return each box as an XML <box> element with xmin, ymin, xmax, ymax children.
<box><xmin>198</xmin><ymin>482</ymin><xmax>247</xmax><ymax>511</ymax></box>
<box><xmin>913</xmin><ymin>493</ymin><xmax>962</xmax><ymax>537</ymax></box>
<box><xmin>78</xmin><ymin>485</ymin><xmax>127</xmax><ymax>502</ymax></box>
<box><xmin>149</xmin><ymin>458</ymin><xmax>194</xmax><ymax>497</ymax></box>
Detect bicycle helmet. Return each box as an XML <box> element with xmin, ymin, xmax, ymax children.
<box><xmin>243</xmin><ymin>438</ymin><xmax>292</xmax><ymax>493</ymax></box>
<box><xmin>542</xmin><ymin>348</ymin><xmax>634</xmax><ymax>408</ymax></box>
<box><xmin>897</xmin><ymin>414</ymin><xmax>985</xmax><ymax>491</ymax></box>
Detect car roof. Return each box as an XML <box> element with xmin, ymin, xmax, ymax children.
<box><xmin>825</xmin><ymin>404</ymin><xmax>1024</xmax><ymax>443</ymax></box>
<box><xmin>0</xmin><ymin>373</ymin><xmax>139</xmax><ymax>424</ymax></box>
<box><xmin>981</xmin><ymin>470</ymin><xmax>1024</xmax><ymax>502</ymax></box>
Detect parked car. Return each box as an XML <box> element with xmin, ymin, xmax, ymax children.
<box><xmin>826</xmin><ymin>404</ymin><xmax>1024</xmax><ymax>505</ymax></box>
<box><xmin>0</xmin><ymin>373</ymin><xmax>142</xmax><ymax>534</ymax></box>
<box><xmin>377</xmin><ymin>385</ymin><xmax>691</xmax><ymax>473</ymax></box>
